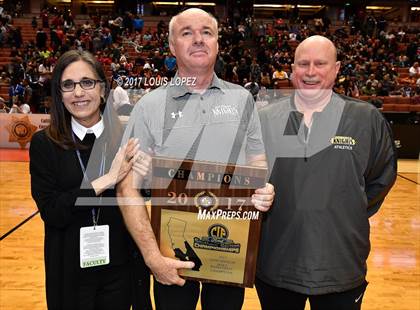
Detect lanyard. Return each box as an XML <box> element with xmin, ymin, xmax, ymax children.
<box><xmin>73</xmin><ymin>132</ymin><xmax>107</xmax><ymax>227</ymax></box>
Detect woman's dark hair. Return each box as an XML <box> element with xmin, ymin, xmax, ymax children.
<box><xmin>46</xmin><ymin>50</ymin><xmax>117</xmax><ymax>150</ymax></box>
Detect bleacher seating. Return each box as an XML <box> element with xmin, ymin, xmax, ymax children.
<box><xmin>1</xmin><ymin>13</ymin><xmax>418</xmax><ymax>115</ymax></box>
<box><xmin>358</xmin><ymin>95</ymin><xmax>420</xmax><ymax>112</ymax></box>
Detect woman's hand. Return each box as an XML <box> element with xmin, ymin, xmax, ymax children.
<box><xmin>91</xmin><ymin>138</ymin><xmax>140</xmax><ymax>195</ymax></box>
<box><xmin>109</xmin><ymin>138</ymin><xmax>140</xmax><ymax>184</ymax></box>
<box><xmin>133</xmin><ymin>149</ymin><xmax>152</xmax><ymax>177</ymax></box>
<box><xmin>126</xmin><ymin>147</ymin><xmax>152</xmax><ymax>190</ymax></box>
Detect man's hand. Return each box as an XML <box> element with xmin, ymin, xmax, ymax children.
<box><xmin>252</xmin><ymin>183</ymin><xmax>275</xmax><ymax>212</ymax></box>
<box><xmin>148</xmin><ymin>255</ymin><xmax>195</xmax><ymax>286</ymax></box>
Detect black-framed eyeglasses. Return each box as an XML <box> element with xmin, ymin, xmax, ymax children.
<box><xmin>60</xmin><ymin>78</ymin><xmax>103</xmax><ymax>92</ymax></box>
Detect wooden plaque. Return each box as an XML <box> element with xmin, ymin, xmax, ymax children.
<box><xmin>150</xmin><ymin>157</ymin><xmax>267</xmax><ymax>288</ymax></box>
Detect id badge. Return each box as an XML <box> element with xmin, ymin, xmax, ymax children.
<box><xmin>80</xmin><ymin>225</ymin><xmax>110</xmax><ymax>268</ymax></box>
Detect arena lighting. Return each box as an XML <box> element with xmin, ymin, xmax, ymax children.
<box><xmin>296</xmin><ymin>5</ymin><xmax>322</xmax><ymax>8</ymax></box>
<box><xmin>253</xmin><ymin>4</ymin><xmax>322</xmax><ymax>9</ymax></box>
<box><xmin>253</xmin><ymin>4</ymin><xmax>293</xmax><ymax>8</ymax></box>
<box><xmin>56</xmin><ymin>0</ymin><xmax>113</xmax><ymax>2</ymax></box>
<box><xmin>186</xmin><ymin>2</ymin><xmax>216</xmax><ymax>5</ymax></box>
<box><xmin>153</xmin><ymin>1</ymin><xmax>215</xmax><ymax>5</ymax></box>
<box><xmin>411</xmin><ymin>6</ymin><xmax>420</xmax><ymax>10</ymax></box>
<box><xmin>153</xmin><ymin>1</ymin><xmax>180</xmax><ymax>4</ymax></box>
<box><xmin>366</xmin><ymin>6</ymin><xmax>392</xmax><ymax>10</ymax></box>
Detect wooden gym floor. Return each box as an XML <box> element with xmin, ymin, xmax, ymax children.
<box><xmin>0</xmin><ymin>155</ymin><xmax>419</xmax><ymax>310</ymax></box>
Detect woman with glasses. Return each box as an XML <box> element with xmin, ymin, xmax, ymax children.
<box><xmin>29</xmin><ymin>50</ymin><xmax>151</xmax><ymax>309</ymax></box>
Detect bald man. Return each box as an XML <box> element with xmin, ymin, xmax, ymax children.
<box><xmin>256</xmin><ymin>36</ymin><xmax>397</xmax><ymax>309</ymax></box>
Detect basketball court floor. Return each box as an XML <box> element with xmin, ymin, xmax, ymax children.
<box><xmin>0</xmin><ymin>149</ymin><xmax>418</xmax><ymax>310</ymax></box>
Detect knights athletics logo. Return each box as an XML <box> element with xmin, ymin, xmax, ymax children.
<box><xmin>5</xmin><ymin>115</ymin><xmax>37</xmax><ymax>148</ymax></box>
<box><xmin>330</xmin><ymin>135</ymin><xmax>356</xmax><ymax>150</ymax></box>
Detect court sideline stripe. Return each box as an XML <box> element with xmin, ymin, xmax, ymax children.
<box><xmin>397</xmin><ymin>173</ymin><xmax>419</xmax><ymax>185</ymax></box>
<box><xmin>0</xmin><ymin>211</ymin><xmax>39</xmax><ymax>241</ymax></box>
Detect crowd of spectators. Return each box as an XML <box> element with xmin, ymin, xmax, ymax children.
<box><xmin>0</xmin><ymin>3</ymin><xmax>419</xmax><ymax>114</ymax></box>
<box><xmin>216</xmin><ymin>14</ymin><xmax>420</xmax><ymax>107</ymax></box>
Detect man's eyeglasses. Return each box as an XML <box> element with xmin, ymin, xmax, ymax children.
<box><xmin>60</xmin><ymin>78</ymin><xmax>103</xmax><ymax>92</ymax></box>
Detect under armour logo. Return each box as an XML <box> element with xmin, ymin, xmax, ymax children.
<box><xmin>171</xmin><ymin>111</ymin><xmax>183</xmax><ymax>119</ymax></box>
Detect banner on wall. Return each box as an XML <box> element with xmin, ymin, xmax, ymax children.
<box><xmin>0</xmin><ymin>114</ymin><xmax>50</xmax><ymax>149</ymax></box>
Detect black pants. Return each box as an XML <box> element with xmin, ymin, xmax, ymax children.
<box><xmin>129</xmin><ymin>246</ymin><xmax>153</xmax><ymax>310</ymax></box>
<box><xmin>256</xmin><ymin>277</ymin><xmax>368</xmax><ymax>310</ymax></box>
<box><xmin>154</xmin><ymin>279</ymin><xmax>245</xmax><ymax>310</ymax></box>
<box><xmin>77</xmin><ymin>263</ymin><xmax>131</xmax><ymax>310</ymax></box>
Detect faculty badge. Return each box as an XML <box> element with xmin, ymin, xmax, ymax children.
<box><xmin>194</xmin><ymin>191</ymin><xmax>219</xmax><ymax>211</ymax></box>
<box><xmin>5</xmin><ymin>115</ymin><xmax>38</xmax><ymax>148</ymax></box>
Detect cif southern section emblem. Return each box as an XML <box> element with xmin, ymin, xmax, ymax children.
<box><xmin>194</xmin><ymin>191</ymin><xmax>219</xmax><ymax>211</ymax></box>
<box><xmin>193</xmin><ymin>224</ymin><xmax>241</xmax><ymax>254</ymax></box>
<box><xmin>5</xmin><ymin>115</ymin><xmax>38</xmax><ymax>148</ymax></box>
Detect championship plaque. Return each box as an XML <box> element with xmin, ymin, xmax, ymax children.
<box><xmin>150</xmin><ymin>157</ymin><xmax>267</xmax><ymax>287</ymax></box>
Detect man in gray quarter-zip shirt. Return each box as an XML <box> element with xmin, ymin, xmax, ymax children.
<box><xmin>117</xmin><ymin>8</ymin><xmax>275</xmax><ymax>310</ymax></box>
<box><xmin>256</xmin><ymin>35</ymin><xmax>397</xmax><ymax>310</ymax></box>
